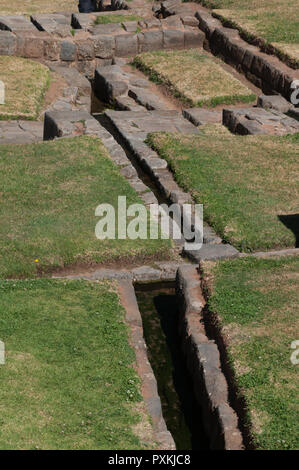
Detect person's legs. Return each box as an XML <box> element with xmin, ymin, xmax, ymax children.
<box><xmin>78</xmin><ymin>0</ymin><xmax>96</xmax><ymax>13</ymax></box>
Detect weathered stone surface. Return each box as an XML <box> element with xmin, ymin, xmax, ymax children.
<box><xmin>92</xmin><ymin>23</ymin><xmax>124</xmax><ymax>36</ymax></box>
<box><xmin>143</xmin><ymin>18</ymin><xmax>161</xmax><ymax>30</ymax></box>
<box><xmin>128</xmin><ymin>87</ymin><xmax>166</xmax><ymax>111</ymax></box>
<box><xmin>76</xmin><ymin>39</ymin><xmax>94</xmax><ymax>60</ymax></box>
<box><xmin>76</xmin><ymin>59</ymin><xmax>96</xmax><ymax>79</ymax></box>
<box><xmin>140</xmin><ymin>191</ymin><xmax>158</xmax><ymax>205</ymax></box>
<box><xmin>0</xmin><ymin>121</ymin><xmax>43</xmax><ymax>145</ymax></box>
<box><xmin>163</xmin><ymin>29</ymin><xmax>184</xmax><ymax>49</ymax></box>
<box><xmin>183</xmin><ymin>108</ymin><xmax>222</xmax><ymax>126</ymax></box>
<box><xmin>161</xmin><ymin>14</ymin><xmax>182</xmax><ymax>30</ymax></box>
<box><xmin>122</xmin><ymin>21</ymin><xmax>138</xmax><ymax>33</ymax></box>
<box><xmin>181</xmin><ymin>15</ymin><xmax>199</xmax><ymax>27</ymax></box>
<box><xmin>104</xmin><ymin>109</ymin><xmax>200</xmax><ymax>138</ymax></box>
<box><xmin>48</xmin><ymin>64</ymin><xmax>91</xmax><ymax>96</ymax></box>
<box><xmin>214</xmin><ymin>403</ymin><xmax>244</xmax><ymax>450</ymax></box>
<box><xmin>131</xmin><ymin>266</ymin><xmax>162</xmax><ymax>282</ymax></box>
<box><xmin>195</xmin><ymin>11</ymin><xmax>222</xmax><ymax>38</ymax></box>
<box><xmin>31</xmin><ymin>14</ymin><xmax>71</xmax><ymax>37</ymax></box>
<box><xmin>0</xmin><ymin>31</ymin><xmax>16</xmax><ymax>55</ymax></box>
<box><xmin>71</xmin><ymin>13</ymin><xmax>92</xmax><ymax>30</ymax></box>
<box><xmin>43</xmin><ymin>109</ymin><xmax>94</xmax><ymax>140</ymax></box>
<box><xmin>60</xmin><ymin>40</ymin><xmax>76</xmax><ymax>61</ymax></box>
<box><xmin>120</xmin><ymin>164</ymin><xmax>138</xmax><ymax>179</ymax></box>
<box><xmin>0</xmin><ymin>16</ymin><xmax>37</xmax><ymax>32</ymax></box>
<box><xmin>129</xmin><ymin>179</ymin><xmax>149</xmax><ymax>193</ymax></box>
<box><xmin>186</xmin><ymin>244</ymin><xmax>239</xmax><ymax>261</ymax></box>
<box><xmin>115</xmin><ymin>95</ymin><xmax>145</xmax><ymax>111</ymax></box>
<box><xmin>94</xmin><ymin>65</ymin><xmax>129</xmax><ymax>102</ymax></box>
<box><xmin>203</xmin><ymin>225</ymin><xmax>222</xmax><ymax>245</ymax></box>
<box><xmin>15</xmin><ymin>31</ymin><xmax>48</xmax><ymax>58</ymax></box>
<box><xmin>257</xmin><ymin>94</ymin><xmax>291</xmax><ymax>113</ymax></box>
<box><xmin>141</xmin><ymin>157</ymin><xmax>168</xmax><ymax>172</ymax></box>
<box><xmin>115</xmin><ymin>33</ymin><xmax>138</xmax><ymax>57</ymax></box>
<box><xmin>184</xmin><ymin>28</ymin><xmax>205</xmax><ymax>48</ymax></box>
<box><xmin>128</xmin><ymin>77</ymin><xmax>150</xmax><ymax>89</ymax></box>
<box><xmin>223</xmin><ymin>107</ymin><xmax>299</xmax><ymax>135</ymax></box>
<box><xmin>44</xmin><ymin>38</ymin><xmax>61</xmax><ymax>60</ymax></box>
<box><xmin>139</xmin><ymin>30</ymin><xmax>163</xmax><ymax>52</ymax></box>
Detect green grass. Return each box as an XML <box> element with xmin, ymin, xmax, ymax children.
<box><xmin>202</xmin><ymin>255</ymin><xmax>299</xmax><ymax>450</ymax></box>
<box><xmin>0</xmin><ymin>56</ymin><xmax>50</xmax><ymax>120</ymax></box>
<box><xmin>0</xmin><ymin>279</ymin><xmax>155</xmax><ymax>449</ymax></box>
<box><xmin>147</xmin><ymin>129</ymin><xmax>299</xmax><ymax>252</ymax></box>
<box><xmin>94</xmin><ymin>15</ymin><xmax>144</xmax><ymax>25</ymax></box>
<box><xmin>133</xmin><ymin>50</ymin><xmax>256</xmax><ymax>108</ymax></box>
<box><xmin>0</xmin><ymin>136</ymin><xmax>171</xmax><ymax>278</ymax></box>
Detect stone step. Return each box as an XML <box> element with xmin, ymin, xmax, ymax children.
<box><xmin>0</xmin><ymin>16</ymin><xmax>37</xmax><ymax>32</ymax></box>
<box><xmin>183</xmin><ymin>108</ymin><xmax>222</xmax><ymax>126</ymax></box>
<box><xmin>0</xmin><ymin>121</ymin><xmax>43</xmax><ymax>145</ymax></box>
<box><xmin>223</xmin><ymin>107</ymin><xmax>299</xmax><ymax>135</ymax></box>
<box><xmin>31</xmin><ymin>14</ymin><xmax>72</xmax><ymax>37</ymax></box>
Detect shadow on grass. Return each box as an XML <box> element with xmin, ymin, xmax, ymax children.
<box><xmin>278</xmin><ymin>214</ymin><xmax>299</xmax><ymax>247</ymax></box>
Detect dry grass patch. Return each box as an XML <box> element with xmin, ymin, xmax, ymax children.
<box><xmin>0</xmin><ymin>0</ymin><xmax>77</xmax><ymax>15</ymax></box>
<box><xmin>133</xmin><ymin>50</ymin><xmax>256</xmax><ymax>107</ymax></box>
<box><xmin>147</xmin><ymin>128</ymin><xmax>299</xmax><ymax>252</ymax></box>
<box><xmin>202</xmin><ymin>255</ymin><xmax>299</xmax><ymax>449</ymax></box>
<box><xmin>0</xmin><ymin>56</ymin><xmax>50</xmax><ymax>120</ymax></box>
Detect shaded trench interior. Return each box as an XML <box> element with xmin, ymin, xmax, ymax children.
<box><xmin>135</xmin><ymin>282</ymin><xmax>209</xmax><ymax>450</ymax></box>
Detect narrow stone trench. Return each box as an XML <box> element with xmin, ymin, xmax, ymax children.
<box><xmin>135</xmin><ymin>282</ymin><xmax>209</xmax><ymax>450</ymax></box>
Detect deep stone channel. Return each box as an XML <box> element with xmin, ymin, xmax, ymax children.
<box><xmin>135</xmin><ymin>282</ymin><xmax>209</xmax><ymax>450</ymax></box>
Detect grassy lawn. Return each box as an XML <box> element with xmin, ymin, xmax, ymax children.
<box><xmin>133</xmin><ymin>50</ymin><xmax>256</xmax><ymax>108</ymax></box>
<box><xmin>0</xmin><ymin>136</ymin><xmax>171</xmax><ymax>278</ymax></box>
<box><xmin>0</xmin><ymin>56</ymin><xmax>50</xmax><ymax>120</ymax></box>
<box><xmin>147</xmin><ymin>128</ymin><xmax>299</xmax><ymax>252</ymax></box>
<box><xmin>94</xmin><ymin>15</ymin><xmax>144</xmax><ymax>25</ymax></box>
<box><xmin>0</xmin><ymin>0</ymin><xmax>77</xmax><ymax>15</ymax></box>
<box><xmin>198</xmin><ymin>0</ymin><xmax>299</xmax><ymax>64</ymax></box>
<box><xmin>0</xmin><ymin>279</ymin><xmax>155</xmax><ymax>450</ymax></box>
<box><xmin>202</xmin><ymin>255</ymin><xmax>299</xmax><ymax>450</ymax></box>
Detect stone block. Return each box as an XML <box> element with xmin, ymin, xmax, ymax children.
<box><xmin>60</xmin><ymin>40</ymin><xmax>76</xmax><ymax>61</ymax></box>
<box><xmin>185</xmin><ymin>243</ymin><xmax>239</xmax><ymax>261</ymax></box>
<box><xmin>122</xmin><ymin>21</ymin><xmax>138</xmax><ymax>33</ymax></box>
<box><xmin>115</xmin><ymin>34</ymin><xmax>138</xmax><ymax>57</ymax></box>
<box><xmin>163</xmin><ymin>29</ymin><xmax>184</xmax><ymax>49</ymax></box>
<box><xmin>44</xmin><ymin>38</ymin><xmax>61</xmax><ymax>60</ymax></box>
<box><xmin>93</xmin><ymin>34</ymin><xmax>115</xmax><ymax>59</ymax></box>
<box><xmin>257</xmin><ymin>95</ymin><xmax>291</xmax><ymax>113</ymax></box>
<box><xmin>184</xmin><ymin>28</ymin><xmax>205</xmax><ymax>48</ymax></box>
<box><xmin>0</xmin><ymin>31</ymin><xmax>16</xmax><ymax>55</ymax></box>
<box><xmin>16</xmin><ymin>32</ymin><xmax>47</xmax><ymax>58</ymax></box>
<box><xmin>183</xmin><ymin>108</ymin><xmax>222</xmax><ymax>126</ymax></box>
<box><xmin>181</xmin><ymin>16</ymin><xmax>199</xmax><ymax>27</ymax></box>
<box><xmin>76</xmin><ymin>39</ymin><xmax>94</xmax><ymax>60</ymax></box>
<box><xmin>0</xmin><ymin>15</ymin><xmax>36</xmax><ymax>32</ymax></box>
<box><xmin>140</xmin><ymin>30</ymin><xmax>163</xmax><ymax>52</ymax></box>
